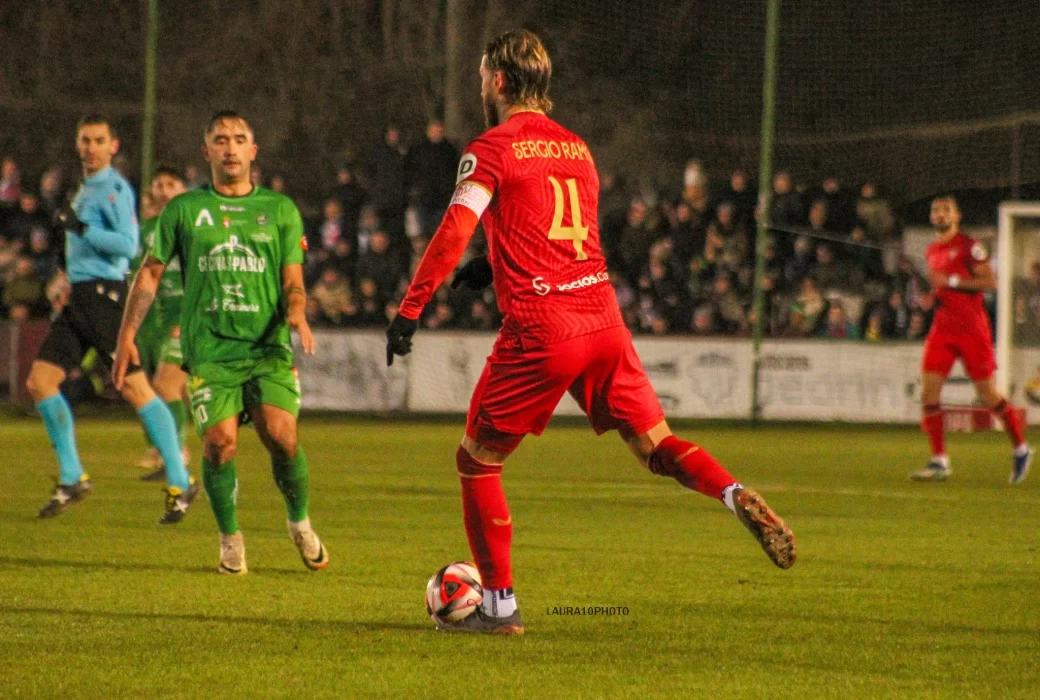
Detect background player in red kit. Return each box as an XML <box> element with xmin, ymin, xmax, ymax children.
<box><xmin>913</xmin><ymin>195</ymin><xmax>1031</xmax><ymax>484</ymax></box>
<box><xmin>386</xmin><ymin>30</ymin><xmax>796</xmax><ymax>635</ymax></box>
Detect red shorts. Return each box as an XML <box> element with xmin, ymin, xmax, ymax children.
<box><xmin>465</xmin><ymin>325</ymin><xmax>665</xmax><ymax>452</ymax></box>
<box><xmin>921</xmin><ymin>330</ymin><xmax>996</xmax><ymax>381</ymax></box>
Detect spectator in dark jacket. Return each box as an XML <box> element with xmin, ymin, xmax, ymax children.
<box><xmin>405</xmin><ymin>120</ymin><xmax>460</xmax><ymax>237</ymax></box>
<box><xmin>810</xmin><ymin>243</ymin><xmax>850</xmax><ymax>294</ymax></box>
<box><xmin>355</xmin><ymin>278</ymin><xmax>388</xmax><ymax>326</ymax></box>
<box><xmin>367</xmin><ymin>125</ymin><xmax>408</xmax><ymax>245</ymax></box>
<box><xmin>717</xmin><ymin>169</ymin><xmax>756</xmax><ymax>231</ymax></box>
<box><xmin>615</xmin><ymin>198</ymin><xmax>654</xmax><ymax>282</ymax></box>
<box><xmin>329</xmin><ymin>165</ymin><xmax>367</xmax><ymax>239</ymax></box>
<box><xmin>770</xmin><ymin>170</ymin><xmax>804</xmax><ymax>231</ymax></box>
<box><xmin>804</xmin><ymin>177</ymin><xmax>853</xmax><ymax>234</ymax></box>
<box><xmin>5</xmin><ymin>193</ymin><xmax>50</xmax><ymax>249</ymax></box>
<box><xmin>28</xmin><ymin>229</ymin><xmax>59</xmax><ymax>284</ymax></box>
<box><xmin>598</xmin><ymin>172</ymin><xmax>630</xmax><ymax>234</ymax></box>
<box><xmin>328</xmin><ymin>237</ymin><xmax>357</xmax><ymax>282</ymax></box>
<box><xmin>842</xmin><ymin>225</ymin><xmax>886</xmax><ymax>286</ymax></box>
<box><xmin>354</xmin><ymin>230</ymin><xmax>402</xmax><ymax>297</ymax></box>
<box><xmin>880</xmin><ymin>290</ymin><xmax>910</xmax><ymax>339</ymax></box>
<box><xmin>666</xmin><ymin>200</ymin><xmax>706</xmax><ymax>266</ymax></box>
<box><xmin>37</xmin><ymin>167</ymin><xmax>65</xmax><ymax>235</ymax></box>
<box><xmin>783</xmin><ymin>235</ymin><xmax>816</xmax><ymax>290</ymax></box>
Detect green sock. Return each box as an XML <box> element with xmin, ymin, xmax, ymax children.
<box><xmin>166</xmin><ymin>399</ymin><xmax>187</xmax><ymax>447</ymax></box>
<box><xmin>202</xmin><ymin>457</ymin><xmax>239</xmax><ymax>534</ymax></box>
<box><xmin>272</xmin><ymin>446</ymin><xmax>310</xmax><ymax>523</ymax></box>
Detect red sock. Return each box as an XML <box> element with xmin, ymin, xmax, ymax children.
<box><xmin>993</xmin><ymin>399</ymin><xmax>1025</xmax><ymax>447</ymax></box>
<box><xmin>647</xmin><ymin>436</ymin><xmax>737</xmax><ymax>500</ymax></box>
<box><xmin>456</xmin><ymin>447</ymin><xmax>513</xmax><ymax>590</ymax></box>
<box><xmin>921</xmin><ymin>404</ymin><xmax>945</xmax><ymax>456</ymax></box>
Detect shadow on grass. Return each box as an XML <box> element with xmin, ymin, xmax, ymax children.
<box><xmin>0</xmin><ymin>557</ymin><xmax>333</xmax><ymax>577</ymax></box>
<box><xmin>0</xmin><ymin>556</ymin><xmax>201</xmax><ymax>573</ymax></box>
<box><xmin>0</xmin><ymin>604</ymin><xmax>429</xmax><ymax>633</ymax></box>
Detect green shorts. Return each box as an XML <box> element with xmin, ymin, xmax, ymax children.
<box><xmin>137</xmin><ymin>325</ymin><xmax>183</xmax><ymax>375</ymax></box>
<box><xmin>186</xmin><ymin>356</ymin><xmax>301</xmax><ymax>436</ymax></box>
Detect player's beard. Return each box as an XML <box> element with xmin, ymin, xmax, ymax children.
<box><xmin>483</xmin><ymin>93</ymin><xmax>499</xmax><ymax>129</ymax></box>
<box><xmin>217</xmin><ymin>161</ymin><xmax>247</xmax><ymax>185</ymax></box>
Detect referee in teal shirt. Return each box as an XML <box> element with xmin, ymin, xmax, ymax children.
<box><xmin>28</xmin><ymin>113</ymin><xmax>199</xmax><ymax>524</ymax></box>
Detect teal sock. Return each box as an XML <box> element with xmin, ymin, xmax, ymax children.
<box><xmin>166</xmin><ymin>399</ymin><xmax>187</xmax><ymax>447</ymax></box>
<box><xmin>138</xmin><ymin>398</ymin><xmax>190</xmax><ymax>490</ymax></box>
<box><xmin>142</xmin><ymin>424</ymin><xmax>155</xmax><ymax>449</ymax></box>
<box><xmin>272</xmin><ymin>446</ymin><xmax>310</xmax><ymax>523</ymax></box>
<box><xmin>37</xmin><ymin>394</ymin><xmax>83</xmax><ymax>485</ymax></box>
<box><xmin>202</xmin><ymin>457</ymin><xmax>239</xmax><ymax>534</ymax></box>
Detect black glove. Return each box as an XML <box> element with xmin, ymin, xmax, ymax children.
<box><xmin>450</xmin><ymin>255</ymin><xmax>493</xmax><ymax>290</ymax></box>
<box><xmin>386</xmin><ymin>313</ymin><xmax>419</xmax><ymax>366</ymax></box>
<box><xmin>54</xmin><ymin>207</ymin><xmax>86</xmax><ymax>235</ymax></box>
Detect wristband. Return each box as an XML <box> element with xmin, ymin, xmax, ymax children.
<box><xmin>948</xmin><ymin>274</ymin><xmax>961</xmax><ymax>288</ymax></box>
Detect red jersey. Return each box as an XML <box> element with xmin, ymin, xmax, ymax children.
<box><xmin>454</xmin><ymin>112</ymin><xmax>623</xmax><ymax>346</ymax></box>
<box><xmin>925</xmin><ymin>231</ymin><xmax>990</xmax><ymax>336</ymax></box>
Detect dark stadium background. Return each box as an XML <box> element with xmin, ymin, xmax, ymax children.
<box><xmin>2</xmin><ymin>0</ymin><xmax>1040</xmax><ymax>219</ymax></box>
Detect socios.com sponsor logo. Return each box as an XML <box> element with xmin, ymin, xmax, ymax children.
<box><xmin>531</xmin><ymin>272</ymin><xmax>609</xmax><ymax>296</ymax></box>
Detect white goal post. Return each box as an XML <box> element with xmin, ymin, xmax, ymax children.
<box><xmin>996</xmin><ymin>201</ymin><xmax>1040</xmax><ymax>398</ymax></box>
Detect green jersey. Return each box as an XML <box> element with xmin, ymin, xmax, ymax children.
<box><xmin>151</xmin><ymin>186</ymin><xmax>305</xmax><ymax>369</ymax></box>
<box><xmin>132</xmin><ymin>216</ymin><xmax>185</xmax><ymax>331</ymax></box>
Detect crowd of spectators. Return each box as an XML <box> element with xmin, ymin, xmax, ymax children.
<box><xmin>295</xmin><ymin>126</ymin><xmax>946</xmax><ymax>342</ymax></box>
<box><xmin>0</xmin><ymin>122</ymin><xmax>998</xmax><ymax>342</ymax></box>
<box><xmin>582</xmin><ymin>164</ymin><xmax>951</xmax><ymax>342</ymax></box>
<box><xmin>0</xmin><ymin>158</ymin><xmax>70</xmax><ymax>323</ymax></box>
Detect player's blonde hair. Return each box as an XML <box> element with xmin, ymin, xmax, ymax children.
<box><xmin>484</xmin><ymin>29</ymin><xmax>553</xmax><ymax>114</ymax></box>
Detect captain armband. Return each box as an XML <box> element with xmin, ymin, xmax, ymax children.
<box><xmin>450</xmin><ymin>182</ymin><xmax>492</xmax><ymax>218</ymax></box>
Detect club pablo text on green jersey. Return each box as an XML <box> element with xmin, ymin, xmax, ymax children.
<box><xmin>153</xmin><ymin>186</ymin><xmax>305</xmax><ymax>366</ymax></box>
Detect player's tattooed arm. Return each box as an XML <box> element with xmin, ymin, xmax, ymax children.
<box><xmin>121</xmin><ymin>256</ymin><xmax>166</xmax><ymax>336</ymax></box>
<box><xmin>282</xmin><ymin>263</ymin><xmax>315</xmax><ymax>355</ymax></box>
<box><xmin>112</xmin><ymin>256</ymin><xmax>166</xmax><ymax>389</ymax></box>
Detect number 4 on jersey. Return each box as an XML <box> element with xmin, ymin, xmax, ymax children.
<box><xmin>548</xmin><ymin>176</ymin><xmax>589</xmax><ymax>261</ymax></box>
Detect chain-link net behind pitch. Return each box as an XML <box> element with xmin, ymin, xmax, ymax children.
<box><xmin>3</xmin><ymin>1</ymin><xmax>1040</xmax><ymax>205</ymax></box>
<box><xmin>543</xmin><ymin>0</ymin><xmax>1040</xmax><ymax>203</ymax></box>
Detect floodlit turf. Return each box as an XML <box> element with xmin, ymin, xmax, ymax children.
<box><xmin>1</xmin><ymin>413</ymin><xmax>1037</xmax><ymax>699</ymax></box>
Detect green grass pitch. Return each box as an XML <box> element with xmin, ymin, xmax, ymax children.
<box><xmin>1</xmin><ymin>413</ymin><xmax>1037</xmax><ymax>699</ymax></box>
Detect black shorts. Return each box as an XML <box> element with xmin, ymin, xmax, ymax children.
<box><xmin>37</xmin><ymin>280</ymin><xmax>140</xmax><ymax>376</ymax></box>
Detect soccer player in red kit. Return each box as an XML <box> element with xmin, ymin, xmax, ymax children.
<box><xmin>386</xmin><ymin>30</ymin><xmax>795</xmax><ymax>635</ymax></box>
<box><xmin>912</xmin><ymin>195</ymin><xmax>1031</xmax><ymax>484</ymax></box>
